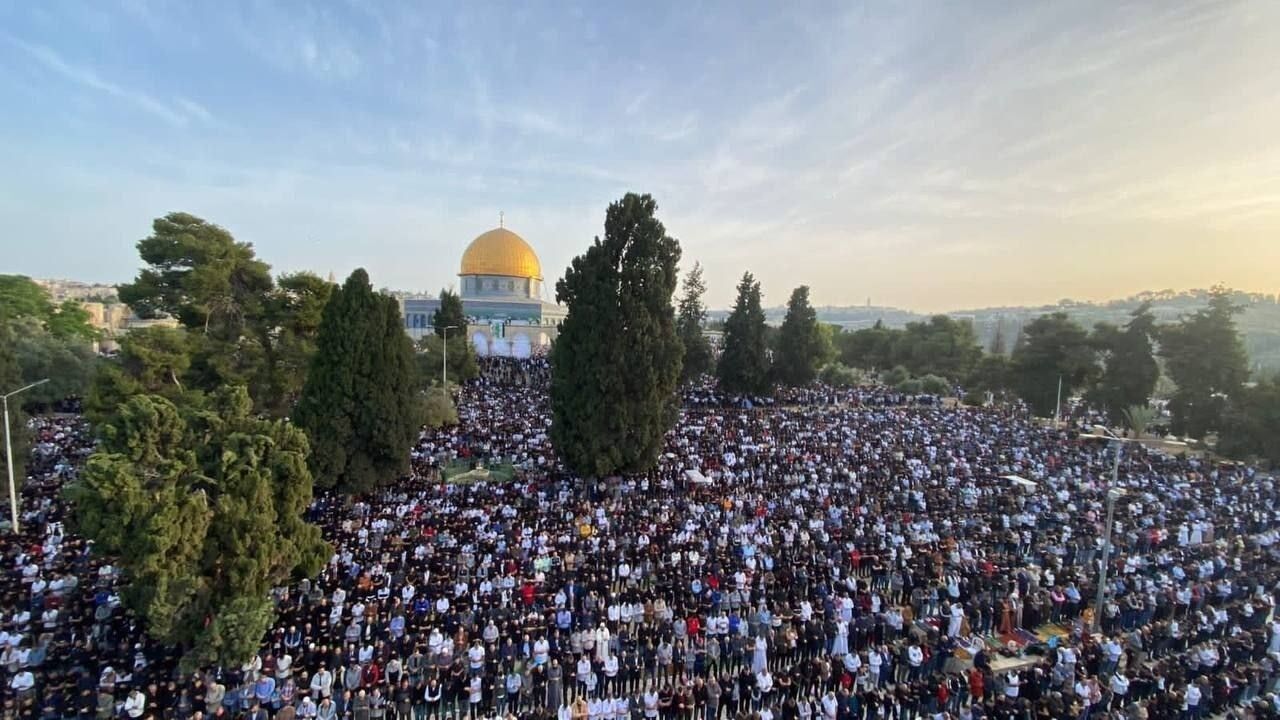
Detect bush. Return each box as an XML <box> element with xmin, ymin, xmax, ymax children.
<box><xmin>819</xmin><ymin>363</ymin><xmax>865</xmax><ymax>388</ymax></box>
<box><xmin>896</xmin><ymin>378</ymin><xmax>924</xmax><ymax>394</ymax></box>
<box><xmin>881</xmin><ymin>365</ymin><xmax>910</xmax><ymax>387</ymax></box>
<box><xmin>919</xmin><ymin>374</ymin><xmax>951</xmax><ymax>396</ymax></box>
<box><xmin>421</xmin><ymin>390</ymin><xmax>458</xmax><ymax>429</ymax></box>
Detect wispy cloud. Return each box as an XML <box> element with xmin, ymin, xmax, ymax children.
<box><xmin>4</xmin><ymin>35</ymin><xmax>197</xmax><ymax>126</ymax></box>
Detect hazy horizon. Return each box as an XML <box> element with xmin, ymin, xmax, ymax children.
<box><xmin>3</xmin><ymin>1</ymin><xmax>1278</xmax><ymax>313</ymax></box>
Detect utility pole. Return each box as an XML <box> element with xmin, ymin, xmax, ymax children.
<box><xmin>1054</xmin><ymin>375</ymin><xmax>1063</xmax><ymax>425</ymax></box>
<box><xmin>3</xmin><ymin>379</ymin><xmax>50</xmax><ymax>534</ymax></box>
<box><xmin>441</xmin><ymin>326</ymin><xmax>458</xmax><ymax>399</ymax></box>
<box><xmin>1092</xmin><ymin>443</ymin><xmax>1125</xmax><ymax>634</ymax></box>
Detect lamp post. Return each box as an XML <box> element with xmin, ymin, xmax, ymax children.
<box><xmin>441</xmin><ymin>325</ymin><xmax>458</xmax><ymax>397</ymax></box>
<box><xmin>1092</xmin><ymin>442</ymin><xmax>1126</xmax><ymax>634</ymax></box>
<box><xmin>4</xmin><ymin>378</ymin><xmax>49</xmax><ymax>534</ymax></box>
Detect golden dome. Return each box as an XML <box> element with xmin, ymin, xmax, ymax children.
<box><xmin>459</xmin><ymin>227</ymin><xmax>543</xmax><ymax>280</ymax></box>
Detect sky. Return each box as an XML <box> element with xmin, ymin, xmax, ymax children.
<box><xmin>2</xmin><ymin>1</ymin><xmax>1278</xmax><ymax>313</ymax></box>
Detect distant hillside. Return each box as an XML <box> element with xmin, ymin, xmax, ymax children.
<box><xmin>712</xmin><ymin>289</ymin><xmax>1280</xmax><ymax>374</ymax></box>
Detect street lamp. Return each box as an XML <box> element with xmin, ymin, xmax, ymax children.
<box><xmin>441</xmin><ymin>325</ymin><xmax>459</xmax><ymax>397</ymax></box>
<box><xmin>3</xmin><ymin>378</ymin><xmax>49</xmax><ymax>534</ymax></box>
<box><xmin>1092</xmin><ymin>440</ymin><xmax>1127</xmax><ymax>634</ymax></box>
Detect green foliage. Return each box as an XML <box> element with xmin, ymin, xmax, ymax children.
<box><xmin>1122</xmin><ymin>405</ymin><xmax>1158</xmax><ymax>438</ymax></box>
<box><xmin>113</xmin><ymin>215</ymin><xmax>330</xmax><ymax>417</ymax></box>
<box><xmin>1009</xmin><ymin>312</ymin><xmax>1098</xmax><ymax>417</ymax></box>
<box><xmin>431</xmin><ymin>289</ymin><xmax>467</xmax><ymax>338</ymax></box>
<box><xmin>818</xmin><ymin>362</ymin><xmax>866</xmax><ymax>388</ymax></box>
<box><xmin>550</xmin><ymin>193</ymin><xmax>683</xmax><ymax>477</ymax></box>
<box><xmin>966</xmin><ymin>355</ymin><xmax>1011</xmax><ymax>394</ymax></box>
<box><xmin>1159</xmin><ymin>286</ymin><xmax>1250</xmax><ymax>437</ymax></box>
<box><xmin>294</xmin><ymin>269</ymin><xmax>421</xmax><ymax>493</ymax></box>
<box><xmin>421</xmin><ymin>389</ymin><xmax>459</xmax><ymax>429</ymax></box>
<box><xmin>416</xmin><ymin>333</ymin><xmax>478</xmax><ymax>389</ymax></box>
<box><xmin>773</xmin><ymin>286</ymin><xmax>828</xmax><ymax>386</ymax></box>
<box><xmin>0</xmin><ymin>275</ymin><xmax>97</xmax><ymax>342</ymax></box>
<box><xmin>255</xmin><ymin>273</ymin><xmax>334</xmax><ymax>415</ymax></box>
<box><xmin>0</xmin><ymin>275</ymin><xmax>53</xmax><ymax>323</ymax></box>
<box><xmin>717</xmin><ymin>272</ymin><xmax>771</xmax><ymax>395</ymax></box>
<box><xmin>880</xmin><ymin>365</ymin><xmax>910</xmax><ymax>387</ymax></box>
<box><xmin>86</xmin><ymin>326</ymin><xmax>210</xmax><ymax>427</ymax></box>
<box><xmin>896</xmin><ymin>378</ymin><xmax>924</xmax><ymax>394</ymax></box>
<box><xmin>1087</xmin><ymin>303</ymin><xmax>1159</xmax><ymax>424</ymax></box>
<box><xmin>893</xmin><ymin>316</ymin><xmax>982</xmax><ymax>382</ymax></box>
<box><xmin>10</xmin><ymin>322</ymin><xmax>99</xmax><ymax>407</ymax></box>
<box><xmin>0</xmin><ymin>322</ymin><xmax>26</xmax><ymax>485</ymax></box>
<box><xmin>676</xmin><ymin>262</ymin><xmax>713</xmax><ymax>383</ymax></box>
<box><xmin>1218</xmin><ymin>376</ymin><xmax>1280</xmax><ymax>465</ymax></box>
<box><xmin>47</xmin><ymin>300</ymin><xmax>99</xmax><ymax>341</ymax></box>
<box><xmin>836</xmin><ymin>321</ymin><xmax>897</xmax><ymax>370</ymax></box>
<box><xmin>919</xmin><ymin>374</ymin><xmax>951</xmax><ymax>396</ymax></box>
<box><xmin>118</xmin><ymin>212</ymin><xmax>273</xmax><ymax>334</ymax></box>
<box><xmin>835</xmin><ymin>315</ymin><xmax>980</xmax><ymax>382</ymax></box>
<box><xmin>65</xmin><ymin>388</ymin><xmax>327</xmax><ymax>670</ymax></box>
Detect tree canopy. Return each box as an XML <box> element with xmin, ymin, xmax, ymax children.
<box><xmin>108</xmin><ymin>215</ymin><xmax>333</xmax><ymax>417</ymax></box>
<box><xmin>835</xmin><ymin>315</ymin><xmax>980</xmax><ymax>382</ymax></box>
<box><xmin>416</xmin><ymin>333</ymin><xmax>479</xmax><ymax>390</ymax></box>
<box><xmin>1087</xmin><ymin>302</ymin><xmax>1159</xmax><ymax>424</ymax></box>
<box><xmin>66</xmin><ymin>387</ymin><xmax>327</xmax><ymax>669</ymax></box>
<box><xmin>0</xmin><ymin>275</ymin><xmax>99</xmax><ymax>342</ymax></box>
<box><xmin>118</xmin><ymin>212</ymin><xmax>273</xmax><ymax>334</ymax></box>
<box><xmin>550</xmin><ymin>193</ymin><xmax>683</xmax><ymax>477</ymax></box>
<box><xmin>717</xmin><ymin>272</ymin><xmax>771</xmax><ymax>395</ymax></box>
<box><xmin>1159</xmin><ymin>286</ymin><xmax>1250</xmax><ymax>437</ymax></box>
<box><xmin>1218</xmin><ymin>376</ymin><xmax>1280</xmax><ymax>465</ymax></box>
<box><xmin>676</xmin><ymin>262</ymin><xmax>713</xmax><ymax>383</ymax></box>
<box><xmin>1009</xmin><ymin>312</ymin><xmax>1098</xmax><ymax>417</ymax></box>
<box><xmin>431</xmin><ymin>289</ymin><xmax>467</xmax><ymax>338</ymax></box>
<box><xmin>294</xmin><ymin>269</ymin><xmax>421</xmax><ymax>493</ymax></box>
<box><xmin>773</xmin><ymin>286</ymin><xmax>830</xmax><ymax>386</ymax></box>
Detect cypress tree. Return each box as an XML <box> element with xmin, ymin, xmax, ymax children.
<box><xmin>295</xmin><ymin>269</ymin><xmax>421</xmax><ymax>493</ymax></box>
<box><xmin>676</xmin><ymin>262</ymin><xmax>713</xmax><ymax>383</ymax></box>
<box><xmin>550</xmin><ymin>193</ymin><xmax>683</xmax><ymax>477</ymax></box>
<box><xmin>717</xmin><ymin>272</ymin><xmax>771</xmax><ymax>395</ymax></box>
<box><xmin>67</xmin><ymin>387</ymin><xmax>328</xmax><ymax>669</ymax></box>
<box><xmin>774</xmin><ymin>285</ymin><xmax>824</xmax><ymax>386</ymax></box>
<box><xmin>431</xmin><ymin>289</ymin><xmax>467</xmax><ymax>337</ymax></box>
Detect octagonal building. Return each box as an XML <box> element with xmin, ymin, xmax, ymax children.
<box><xmin>400</xmin><ymin>224</ymin><xmax>565</xmax><ymax>357</ymax></box>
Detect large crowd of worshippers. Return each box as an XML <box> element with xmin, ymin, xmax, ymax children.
<box><xmin>7</xmin><ymin>358</ymin><xmax>1280</xmax><ymax>720</ymax></box>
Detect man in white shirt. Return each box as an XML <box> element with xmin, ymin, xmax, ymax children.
<box><xmin>906</xmin><ymin>644</ymin><xmax>924</xmax><ymax>681</ymax></box>
<box><xmin>1109</xmin><ymin>673</ymin><xmax>1129</xmax><ymax>711</ymax></box>
<box><xmin>1184</xmin><ymin>682</ymin><xmax>1201</xmax><ymax>714</ymax></box>
<box><xmin>643</xmin><ymin>690</ymin><xmax>659</xmax><ymax>719</ymax></box>
<box><xmin>124</xmin><ymin>689</ymin><xmax>146</xmax><ymax>718</ymax></box>
<box><xmin>467</xmin><ymin>641</ymin><xmax>485</xmax><ymax>675</ymax></box>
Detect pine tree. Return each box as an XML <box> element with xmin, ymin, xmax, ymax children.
<box><xmin>676</xmin><ymin>262</ymin><xmax>713</xmax><ymax>383</ymax></box>
<box><xmin>550</xmin><ymin>193</ymin><xmax>683</xmax><ymax>477</ymax></box>
<box><xmin>774</xmin><ymin>285</ymin><xmax>825</xmax><ymax>386</ymax></box>
<box><xmin>717</xmin><ymin>272</ymin><xmax>771</xmax><ymax>395</ymax></box>
<box><xmin>66</xmin><ymin>387</ymin><xmax>328</xmax><ymax>670</ymax></box>
<box><xmin>1087</xmin><ymin>302</ymin><xmax>1160</xmax><ymax>424</ymax></box>
<box><xmin>1008</xmin><ymin>312</ymin><xmax>1098</xmax><ymax>417</ymax></box>
<box><xmin>1159</xmin><ymin>286</ymin><xmax>1250</xmax><ymax>437</ymax></box>
<box><xmin>431</xmin><ymin>289</ymin><xmax>467</xmax><ymax>337</ymax></box>
<box><xmin>294</xmin><ymin>269</ymin><xmax>421</xmax><ymax>493</ymax></box>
